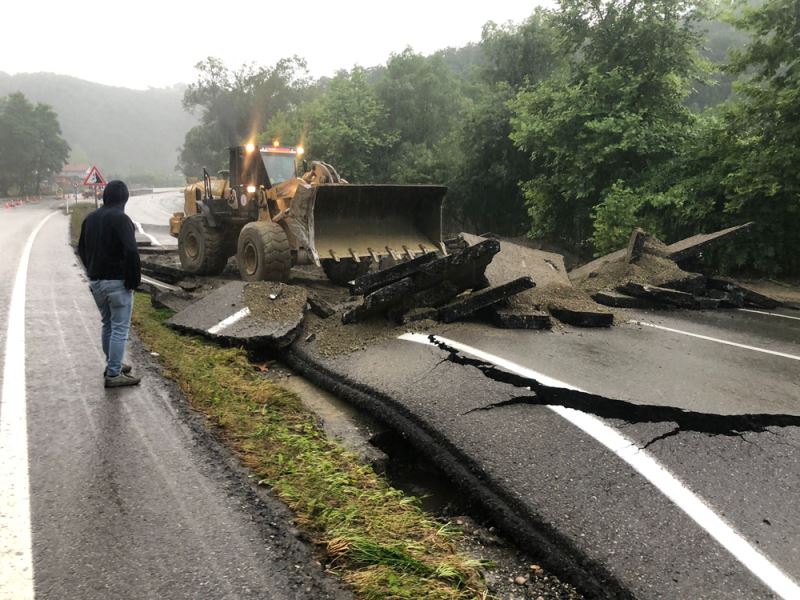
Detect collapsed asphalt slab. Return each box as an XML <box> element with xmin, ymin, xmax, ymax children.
<box><xmin>283</xmin><ymin>324</ymin><xmax>793</xmax><ymax>600</ymax></box>
<box><xmin>461</xmin><ymin>233</ymin><xmax>613</xmax><ymax>327</ymax></box>
<box><xmin>569</xmin><ymin>222</ymin><xmax>754</xmax><ymax>282</ymax></box>
<box><xmin>166</xmin><ymin>281</ymin><xmax>307</xmax><ymax>348</ymax></box>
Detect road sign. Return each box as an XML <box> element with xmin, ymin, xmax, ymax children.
<box><xmin>83</xmin><ymin>165</ymin><xmax>106</xmax><ymax>186</ymax></box>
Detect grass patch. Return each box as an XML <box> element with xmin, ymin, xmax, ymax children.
<box><xmin>69</xmin><ymin>203</ymin><xmax>96</xmax><ymax>246</ymax></box>
<box><xmin>132</xmin><ymin>295</ymin><xmax>488</xmax><ymax>599</ymax></box>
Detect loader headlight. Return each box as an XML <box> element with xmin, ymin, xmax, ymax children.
<box><xmin>296</xmin><ymin>146</ymin><xmax>305</xmax><ymax>156</ymax></box>
<box><xmin>245</xmin><ymin>143</ymin><xmax>256</xmax><ymax>153</ymax></box>
<box><xmin>246</xmin><ymin>185</ymin><xmax>257</xmax><ymax>193</ymax></box>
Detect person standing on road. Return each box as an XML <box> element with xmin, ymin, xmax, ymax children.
<box><xmin>78</xmin><ymin>180</ymin><xmax>142</xmax><ymax>388</ymax></box>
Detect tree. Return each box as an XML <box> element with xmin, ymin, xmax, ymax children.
<box><xmin>178</xmin><ymin>57</ymin><xmax>309</xmax><ymax>176</ymax></box>
<box><xmin>711</xmin><ymin>0</ymin><xmax>800</xmax><ymax>272</ymax></box>
<box><xmin>263</xmin><ymin>68</ymin><xmax>397</xmax><ymax>182</ymax></box>
<box><xmin>0</xmin><ymin>92</ymin><xmax>69</xmax><ymax>195</ymax></box>
<box><xmin>510</xmin><ymin>0</ymin><xmax>705</xmax><ymax>249</ymax></box>
<box><xmin>452</xmin><ymin>10</ymin><xmax>562</xmax><ymax>235</ymax></box>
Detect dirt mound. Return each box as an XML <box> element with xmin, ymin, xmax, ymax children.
<box><xmin>244</xmin><ymin>282</ymin><xmax>307</xmax><ymax>325</ymax></box>
<box><xmin>303</xmin><ymin>313</ymin><xmax>437</xmax><ymax>358</ymax></box>
<box><xmin>575</xmin><ymin>253</ymin><xmax>691</xmax><ymax>295</ymax></box>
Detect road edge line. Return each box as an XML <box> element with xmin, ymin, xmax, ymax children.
<box><xmin>0</xmin><ymin>210</ymin><xmax>58</xmax><ymax>600</ymax></box>
<box><xmin>738</xmin><ymin>308</ymin><xmax>800</xmax><ymax>322</ymax></box>
<box><xmin>628</xmin><ymin>319</ymin><xmax>800</xmax><ymax>361</ymax></box>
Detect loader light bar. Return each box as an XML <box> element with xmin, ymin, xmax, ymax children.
<box><xmin>259</xmin><ymin>146</ymin><xmax>297</xmax><ymax>155</ymax></box>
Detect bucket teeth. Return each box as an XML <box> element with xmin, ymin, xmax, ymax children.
<box><xmin>329</xmin><ymin>249</ymin><xmax>341</xmax><ymax>262</ymax></box>
<box><xmin>402</xmin><ymin>245</ymin><xmax>415</xmax><ymax>260</ymax></box>
<box><xmin>367</xmin><ymin>247</ymin><xmax>380</xmax><ymax>262</ymax></box>
<box><xmin>349</xmin><ymin>248</ymin><xmax>360</xmax><ymax>262</ymax></box>
<box><xmin>385</xmin><ymin>246</ymin><xmax>401</xmax><ymax>261</ymax></box>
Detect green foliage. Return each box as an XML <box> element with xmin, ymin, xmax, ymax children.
<box><xmin>711</xmin><ymin>0</ymin><xmax>800</xmax><ymax>272</ymax></box>
<box><xmin>375</xmin><ymin>49</ymin><xmax>463</xmax><ymax>148</ymax></box>
<box><xmin>0</xmin><ymin>92</ymin><xmax>70</xmax><ymax>195</ymax></box>
<box><xmin>130</xmin><ymin>297</ymin><xmax>487</xmax><ymax>600</ymax></box>
<box><xmin>510</xmin><ymin>0</ymin><xmax>704</xmax><ymax>247</ymax></box>
<box><xmin>265</xmin><ymin>68</ymin><xmax>397</xmax><ymax>182</ymax></box>
<box><xmin>179</xmin><ymin>57</ymin><xmax>309</xmax><ymax>176</ymax></box>
<box><xmin>171</xmin><ymin>0</ymin><xmax>797</xmax><ymax>273</ymax></box>
<box><xmin>449</xmin><ymin>11</ymin><xmax>562</xmax><ymax>235</ymax></box>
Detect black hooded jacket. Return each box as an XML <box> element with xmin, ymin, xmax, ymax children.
<box><xmin>78</xmin><ymin>182</ymin><xmax>141</xmax><ymax>290</ymax></box>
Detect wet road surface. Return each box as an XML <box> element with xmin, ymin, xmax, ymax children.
<box><xmin>0</xmin><ymin>201</ymin><xmax>350</xmax><ymax>599</ymax></box>
<box><xmin>292</xmin><ymin>291</ymin><xmax>800</xmax><ymax>598</ymax></box>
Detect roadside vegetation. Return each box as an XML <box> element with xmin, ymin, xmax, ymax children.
<box><xmin>177</xmin><ymin>0</ymin><xmax>798</xmax><ymax>276</ymax></box>
<box><xmin>68</xmin><ymin>203</ymin><xmax>95</xmax><ymax>246</ymax></box>
<box><xmin>131</xmin><ymin>296</ymin><xmax>488</xmax><ymax>599</ymax></box>
<box><xmin>0</xmin><ymin>92</ymin><xmax>70</xmax><ymax>196</ymax></box>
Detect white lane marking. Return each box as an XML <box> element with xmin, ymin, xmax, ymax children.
<box><xmin>629</xmin><ymin>320</ymin><xmax>800</xmax><ymax>362</ymax></box>
<box><xmin>207</xmin><ymin>308</ymin><xmax>250</xmax><ymax>335</ymax></box>
<box><xmin>140</xmin><ymin>275</ymin><xmax>181</xmax><ymax>293</ymax></box>
<box><xmin>1</xmin><ymin>210</ymin><xmax>58</xmax><ymax>600</ymax></box>
<box><xmin>133</xmin><ymin>221</ymin><xmax>161</xmax><ymax>247</ymax></box>
<box><xmin>399</xmin><ymin>332</ymin><xmax>800</xmax><ymax>600</ymax></box>
<box><xmin>738</xmin><ymin>308</ymin><xmax>800</xmax><ymax>322</ymax></box>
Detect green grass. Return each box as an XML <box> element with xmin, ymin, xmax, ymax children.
<box><xmin>132</xmin><ymin>296</ymin><xmax>489</xmax><ymax>599</ymax></box>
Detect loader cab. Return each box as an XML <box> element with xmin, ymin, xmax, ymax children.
<box><xmin>259</xmin><ymin>145</ymin><xmax>300</xmax><ymax>186</ymax></box>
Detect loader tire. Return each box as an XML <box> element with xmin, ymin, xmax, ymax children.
<box><xmin>321</xmin><ymin>258</ymin><xmax>372</xmax><ymax>287</ymax></box>
<box><xmin>178</xmin><ymin>215</ymin><xmax>228</xmax><ymax>275</ymax></box>
<box><xmin>237</xmin><ymin>221</ymin><xmax>291</xmax><ymax>282</ymax></box>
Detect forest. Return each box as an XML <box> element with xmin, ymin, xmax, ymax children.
<box><xmin>178</xmin><ymin>0</ymin><xmax>798</xmax><ymax>275</ymax></box>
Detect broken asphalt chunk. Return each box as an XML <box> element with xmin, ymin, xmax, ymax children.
<box><xmin>306</xmin><ymin>290</ymin><xmax>336</xmax><ymax>318</ymax></box>
<box><xmin>591</xmin><ymin>290</ymin><xmax>653</xmax><ymax>309</ymax></box>
<box><xmin>483</xmin><ymin>307</ymin><xmax>552</xmax><ymax>329</ymax></box>
<box><xmin>438</xmin><ymin>277</ymin><xmax>535</xmax><ymax>323</ymax></box>
<box><xmin>166</xmin><ymin>281</ymin><xmax>307</xmax><ymax>348</ymax></box>
<box><xmin>349</xmin><ymin>252</ymin><xmax>438</xmax><ymax>296</ymax></box>
<box><xmin>667</xmin><ymin>222</ymin><xmax>754</xmax><ymax>263</ymax></box>
<box><xmin>618</xmin><ymin>282</ymin><xmax>697</xmax><ymax>308</ymax></box>
<box><xmin>625</xmin><ymin>228</ymin><xmax>648</xmax><ymax>263</ymax></box>
<box><xmin>706</xmin><ymin>277</ymin><xmax>782</xmax><ymax>309</ymax></box>
<box><xmin>549</xmin><ymin>307</ymin><xmax>614</xmax><ymax>327</ymax></box>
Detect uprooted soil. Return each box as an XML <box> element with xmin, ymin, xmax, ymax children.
<box><xmin>517</xmin><ymin>284</ymin><xmax>612</xmax><ymax>314</ymax></box>
<box><xmin>303</xmin><ymin>312</ymin><xmax>438</xmax><ymax>358</ymax></box>
<box><xmin>574</xmin><ymin>253</ymin><xmax>691</xmax><ymax>295</ymax></box>
<box><xmin>244</xmin><ymin>282</ymin><xmax>307</xmax><ymax>326</ymax></box>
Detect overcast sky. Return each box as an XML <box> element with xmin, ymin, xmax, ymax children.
<box><xmin>2</xmin><ymin>1</ymin><xmax>554</xmax><ymax>90</ymax></box>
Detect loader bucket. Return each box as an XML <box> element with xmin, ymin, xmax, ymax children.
<box><xmin>289</xmin><ymin>184</ymin><xmax>446</xmax><ymax>264</ymax></box>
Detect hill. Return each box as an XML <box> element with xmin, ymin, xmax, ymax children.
<box><xmin>0</xmin><ymin>72</ymin><xmax>197</xmax><ymax>184</ymax></box>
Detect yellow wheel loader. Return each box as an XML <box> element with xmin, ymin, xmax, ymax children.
<box><xmin>169</xmin><ymin>144</ymin><xmax>447</xmax><ymax>285</ymax></box>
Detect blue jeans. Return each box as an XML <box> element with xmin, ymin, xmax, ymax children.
<box><xmin>89</xmin><ymin>280</ymin><xmax>133</xmax><ymax>377</ymax></box>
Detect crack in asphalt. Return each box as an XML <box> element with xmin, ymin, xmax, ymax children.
<box><xmin>428</xmin><ymin>335</ymin><xmax>800</xmax><ymax>447</ymax></box>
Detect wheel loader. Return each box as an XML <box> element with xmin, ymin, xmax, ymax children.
<box><xmin>169</xmin><ymin>144</ymin><xmax>447</xmax><ymax>285</ymax></box>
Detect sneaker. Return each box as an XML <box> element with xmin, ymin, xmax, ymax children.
<box><xmin>103</xmin><ymin>363</ymin><xmax>132</xmax><ymax>377</ymax></box>
<box><xmin>104</xmin><ymin>372</ymin><xmax>141</xmax><ymax>388</ymax></box>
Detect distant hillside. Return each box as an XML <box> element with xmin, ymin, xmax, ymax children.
<box><xmin>0</xmin><ymin>72</ymin><xmax>197</xmax><ymax>183</ymax></box>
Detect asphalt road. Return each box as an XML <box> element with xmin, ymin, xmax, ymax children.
<box><xmin>123</xmin><ymin>188</ymin><xmax>183</xmax><ymax>247</ymax></box>
<box><xmin>293</xmin><ymin>289</ymin><xmax>800</xmax><ymax>598</ymax></box>
<box><xmin>0</xmin><ymin>201</ymin><xmax>351</xmax><ymax>599</ymax></box>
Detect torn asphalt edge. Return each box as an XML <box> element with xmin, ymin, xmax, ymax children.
<box><xmin>426</xmin><ymin>336</ymin><xmax>800</xmax><ymax>447</ymax></box>
<box><xmin>284</xmin><ymin>342</ymin><xmax>633</xmax><ymax>600</ymax></box>
<box><xmin>285</xmin><ymin>333</ymin><xmax>800</xmax><ymax>600</ymax></box>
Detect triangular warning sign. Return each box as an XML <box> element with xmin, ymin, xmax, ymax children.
<box><xmin>83</xmin><ymin>165</ymin><xmax>107</xmax><ymax>186</ymax></box>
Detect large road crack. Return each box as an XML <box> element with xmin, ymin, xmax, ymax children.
<box><xmin>428</xmin><ymin>336</ymin><xmax>800</xmax><ymax>447</ymax></box>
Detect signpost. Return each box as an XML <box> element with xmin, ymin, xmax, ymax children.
<box><xmin>82</xmin><ymin>165</ymin><xmax>107</xmax><ymax>208</ymax></box>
